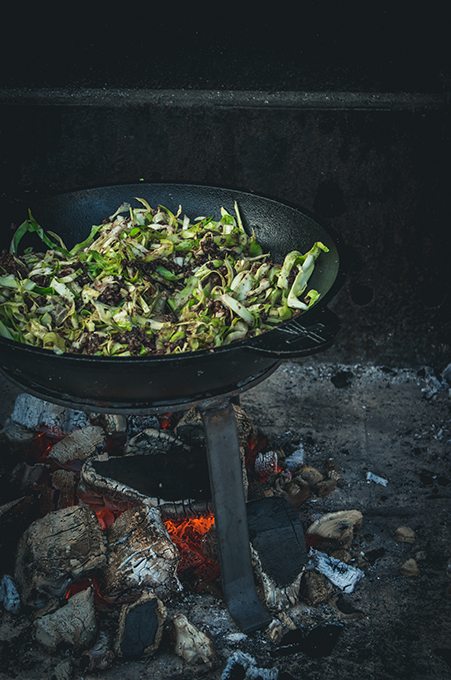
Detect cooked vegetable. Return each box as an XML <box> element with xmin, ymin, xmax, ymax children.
<box><xmin>0</xmin><ymin>200</ymin><xmax>328</xmax><ymax>356</ymax></box>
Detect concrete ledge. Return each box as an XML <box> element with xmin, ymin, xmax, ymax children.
<box><xmin>0</xmin><ymin>89</ymin><xmax>446</xmax><ymax>111</ymax></box>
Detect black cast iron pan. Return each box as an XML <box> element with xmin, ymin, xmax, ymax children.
<box><xmin>0</xmin><ymin>184</ymin><xmax>345</xmax><ymax>412</ymax></box>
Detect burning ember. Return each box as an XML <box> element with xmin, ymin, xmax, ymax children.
<box><xmin>164</xmin><ymin>512</ymin><xmax>220</xmax><ymax>586</ymax></box>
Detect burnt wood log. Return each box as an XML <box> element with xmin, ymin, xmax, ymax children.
<box><xmin>246</xmin><ymin>497</ymin><xmax>308</xmax><ymax>611</ymax></box>
<box><xmin>15</xmin><ymin>505</ymin><xmax>107</xmax><ymax>607</ymax></box>
<box><xmin>48</xmin><ymin>425</ymin><xmax>106</xmax><ymax>465</ymax></box>
<box><xmin>51</xmin><ymin>469</ymin><xmax>76</xmax><ymax>508</ymax></box>
<box><xmin>115</xmin><ymin>591</ymin><xmax>166</xmax><ymax>658</ymax></box>
<box><xmin>34</xmin><ymin>586</ymin><xmax>97</xmax><ymax>651</ymax></box>
<box><xmin>100</xmin><ymin>504</ymin><xmax>180</xmax><ymax>601</ymax></box>
<box><xmin>81</xmin><ymin>427</ymin><xmax>214</xmax><ymax>518</ymax></box>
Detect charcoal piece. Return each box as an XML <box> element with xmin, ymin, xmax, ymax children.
<box><xmin>247</xmin><ymin>497</ymin><xmax>307</xmax><ymax>585</ymax></box>
<box><xmin>92</xmin><ymin>446</ymin><xmax>211</xmax><ymax>501</ymax></box>
<box><xmin>115</xmin><ymin>592</ymin><xmax>166</xmax><ymax>658</ymax></box>
<box><xmin>48</xmin><ymin>425</ymin><xmax>105</xmax><ymax>465</ymax></box>
<box><xmin>120</xmin><ymin>598</ymin><xmax>158</xmax><ymax>656</ymax></box>
<box><xmin>246</xmin><ymin>497</ymin><xmax>307</xmax><ymax>610</ymax></box>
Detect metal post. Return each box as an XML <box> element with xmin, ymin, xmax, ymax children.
<box><xmin>200</xmin><ymin>399</ymin><xmax>271</xmax><ymax>633</ymax></box>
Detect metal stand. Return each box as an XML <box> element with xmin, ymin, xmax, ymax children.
<box><xmin>200</xmin><ymin>399</ymin><xmax>271</xmax><ymax>633</ymax></box>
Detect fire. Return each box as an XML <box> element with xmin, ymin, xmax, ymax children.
<box><xmin>245</xmin><ymin>431</ymin><xmax>269</xmax><ymax>470</ymax></box>
<box><xmin>164</xmin><ymin>512</ymin><xmax>220</xmax><ymax>584</ymax></box>
<box><xmin>22</xmin><ymin>430</ymin><xmax>65</xmax><ymax>464</ymax></box>
<box><xmin>76</xmin><ymin>490</ymin><xmax>132</xmax><ymax>530</ymax></box>
<box><xmin>158</xmin><ymin>413</ymin><xmax>174</xmax><ymax>430</ymax></box>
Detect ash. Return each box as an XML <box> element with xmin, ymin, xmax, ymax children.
<box><xmin>1</xmin><ymin>358</ymin><xmax>451</xmax><ymax>680</ymax></box>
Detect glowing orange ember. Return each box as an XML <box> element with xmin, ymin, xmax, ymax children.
<box><xmin>158</xmin><ymin>413</ymin><xmax>174</xmax><ymax>430</ymax></box>
<box><xmin>23</xmin><ymin>431</ymin><xmax>65</xmax><ymax>464</ymax></box>
<box><xmin>164</xmin><ymin>512</ymin><xmax>220</xmax><ymax>583</ymax></box>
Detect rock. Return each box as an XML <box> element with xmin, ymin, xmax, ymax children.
<box><xmin>173</xmin><ymin>613</ymin><xmax>217</xmax><ymax>668</ymax></box>
<box><xmin>115</xmin><ymin>592</ymin><xmax>166</xmax><ymax>658</ymax></box>
<box><xmin>34</xmin><ymin>587</ymin><xmax>97</xmax><ymax>651</ymax></box>
<box><xmin>301</xmin><ymin>571</ymin><xmax>333</xmax><ymax>605</ymax></box>
<box><xmin>48</xmin><ymin>425</ymin><xmax>106</xmax><ymax>465</ymax></box>
<box><xmin>306</xmin><ymin>510</ymin><xmax>363</xmax><ymax>550</ymax></box>
<box><xmin>15</xmin><ymin>505</ymin><xmax>108</xmax><ymax>607</ymax></box>
<box><xmin>401</xmin><ymin>558</ymin><xmax>420</xmax><ymax>577</ymax></box>
<box><xmin>52</xmin><ymin>659</ymin><xmax>73</xmax><ymax>680</ymax></box>
<box><xmin>394</xmin><ymin>526</ymin><xmax>416</xmax><ymax>544</ymax></box>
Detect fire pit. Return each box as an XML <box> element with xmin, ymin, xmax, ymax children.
<box><xmin>0</xmin><ymin>184</ymin><xmax>345</xmax><ymax>633</ymax></box>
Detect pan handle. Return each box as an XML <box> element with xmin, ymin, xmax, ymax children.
<box><xmin>243</xmin><ymin>307</ymin><xmax>341</xmax><ymax>358</ymax></box>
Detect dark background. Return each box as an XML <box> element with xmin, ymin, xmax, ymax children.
<box><xmin>0</xmin><ymin>5</ymin><xmax>449</xmax><ymax>368</ymax></box>
<box><xmin>1</xmin><ymin>5</ymin><xmax>449</xmax><ymax>92</ymax></box>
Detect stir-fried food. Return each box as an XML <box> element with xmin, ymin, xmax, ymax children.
<box><xmin>0</xmin><ymin>199</ymin><xmax>328</xmax><ymax>356</ymax></box>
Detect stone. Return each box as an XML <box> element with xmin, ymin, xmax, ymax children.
<box><xmin>34</xmin><ymin>587</ymin><xmax>97</xmax><ymax>651</ymax></box>
<box><xmin>394</xmin><ymin>526</ymin><xmax>416</xmax><ymax>544</ymax></box>
<box><xmin>401</xmin><ymin>558</ymin><xmax>420</xmax><ymax>577</ymax></box>
<box><xmin>52</xmin><ymin>659</ymin><xmax>73</xmax><ymax>680</ymax></box>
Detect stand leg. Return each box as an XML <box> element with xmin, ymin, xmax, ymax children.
<box><xmin>200</xmin><ymin>399</ymin><xmax>271</xmax><ymax>633</ymax></box>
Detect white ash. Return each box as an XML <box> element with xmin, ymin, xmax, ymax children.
<box><xmin>366</xmin><ymin>471</ymin><xmax>388</xmax><ymax>486</ymax></box>
<box><xmin>221</xmin><ymin>651</ymin><xmax>278</xmax><ymax>679</ymax></box>
<box><xmin>283</xmin><ymin>445</ymin><xmax>306</xmax><ymax>472</ymax></box>
<box><xmin>100</xmin><ymin>504</ymin><xmax>181</xmax><ymax>600</ymax></box>
<box><xmin>255</xmin><ymin>451</ymin><xmax>279</xmax><ymax>477</ymax></box>
<box><xmin>90</xmin><ymin>412</ymin><xmax>127</xmax><ymax>434</ymax></box>
<box><xmin>9</xmin><ymin>393</ymin><xmax>90</xmax><ymax>433</ymax></box>
<box><xmin>307</xmin><ymin>548</ymin><xmax>364</xmax><ymax>593</ymax></box>
<box><xmin>127</xmin><ymin>414</ymin><xmax>161</xmax><ymax>437</ymax></box>
<box><xmin>0</xmin><ymin>575</ymin><xmax>21</xmax><ymax>614</ymax></box>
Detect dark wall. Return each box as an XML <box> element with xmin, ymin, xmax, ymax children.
<box><xmin>0</xmin><ymin>7</ymin><xmax>449</xmax><ymax>368</ymax></box>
